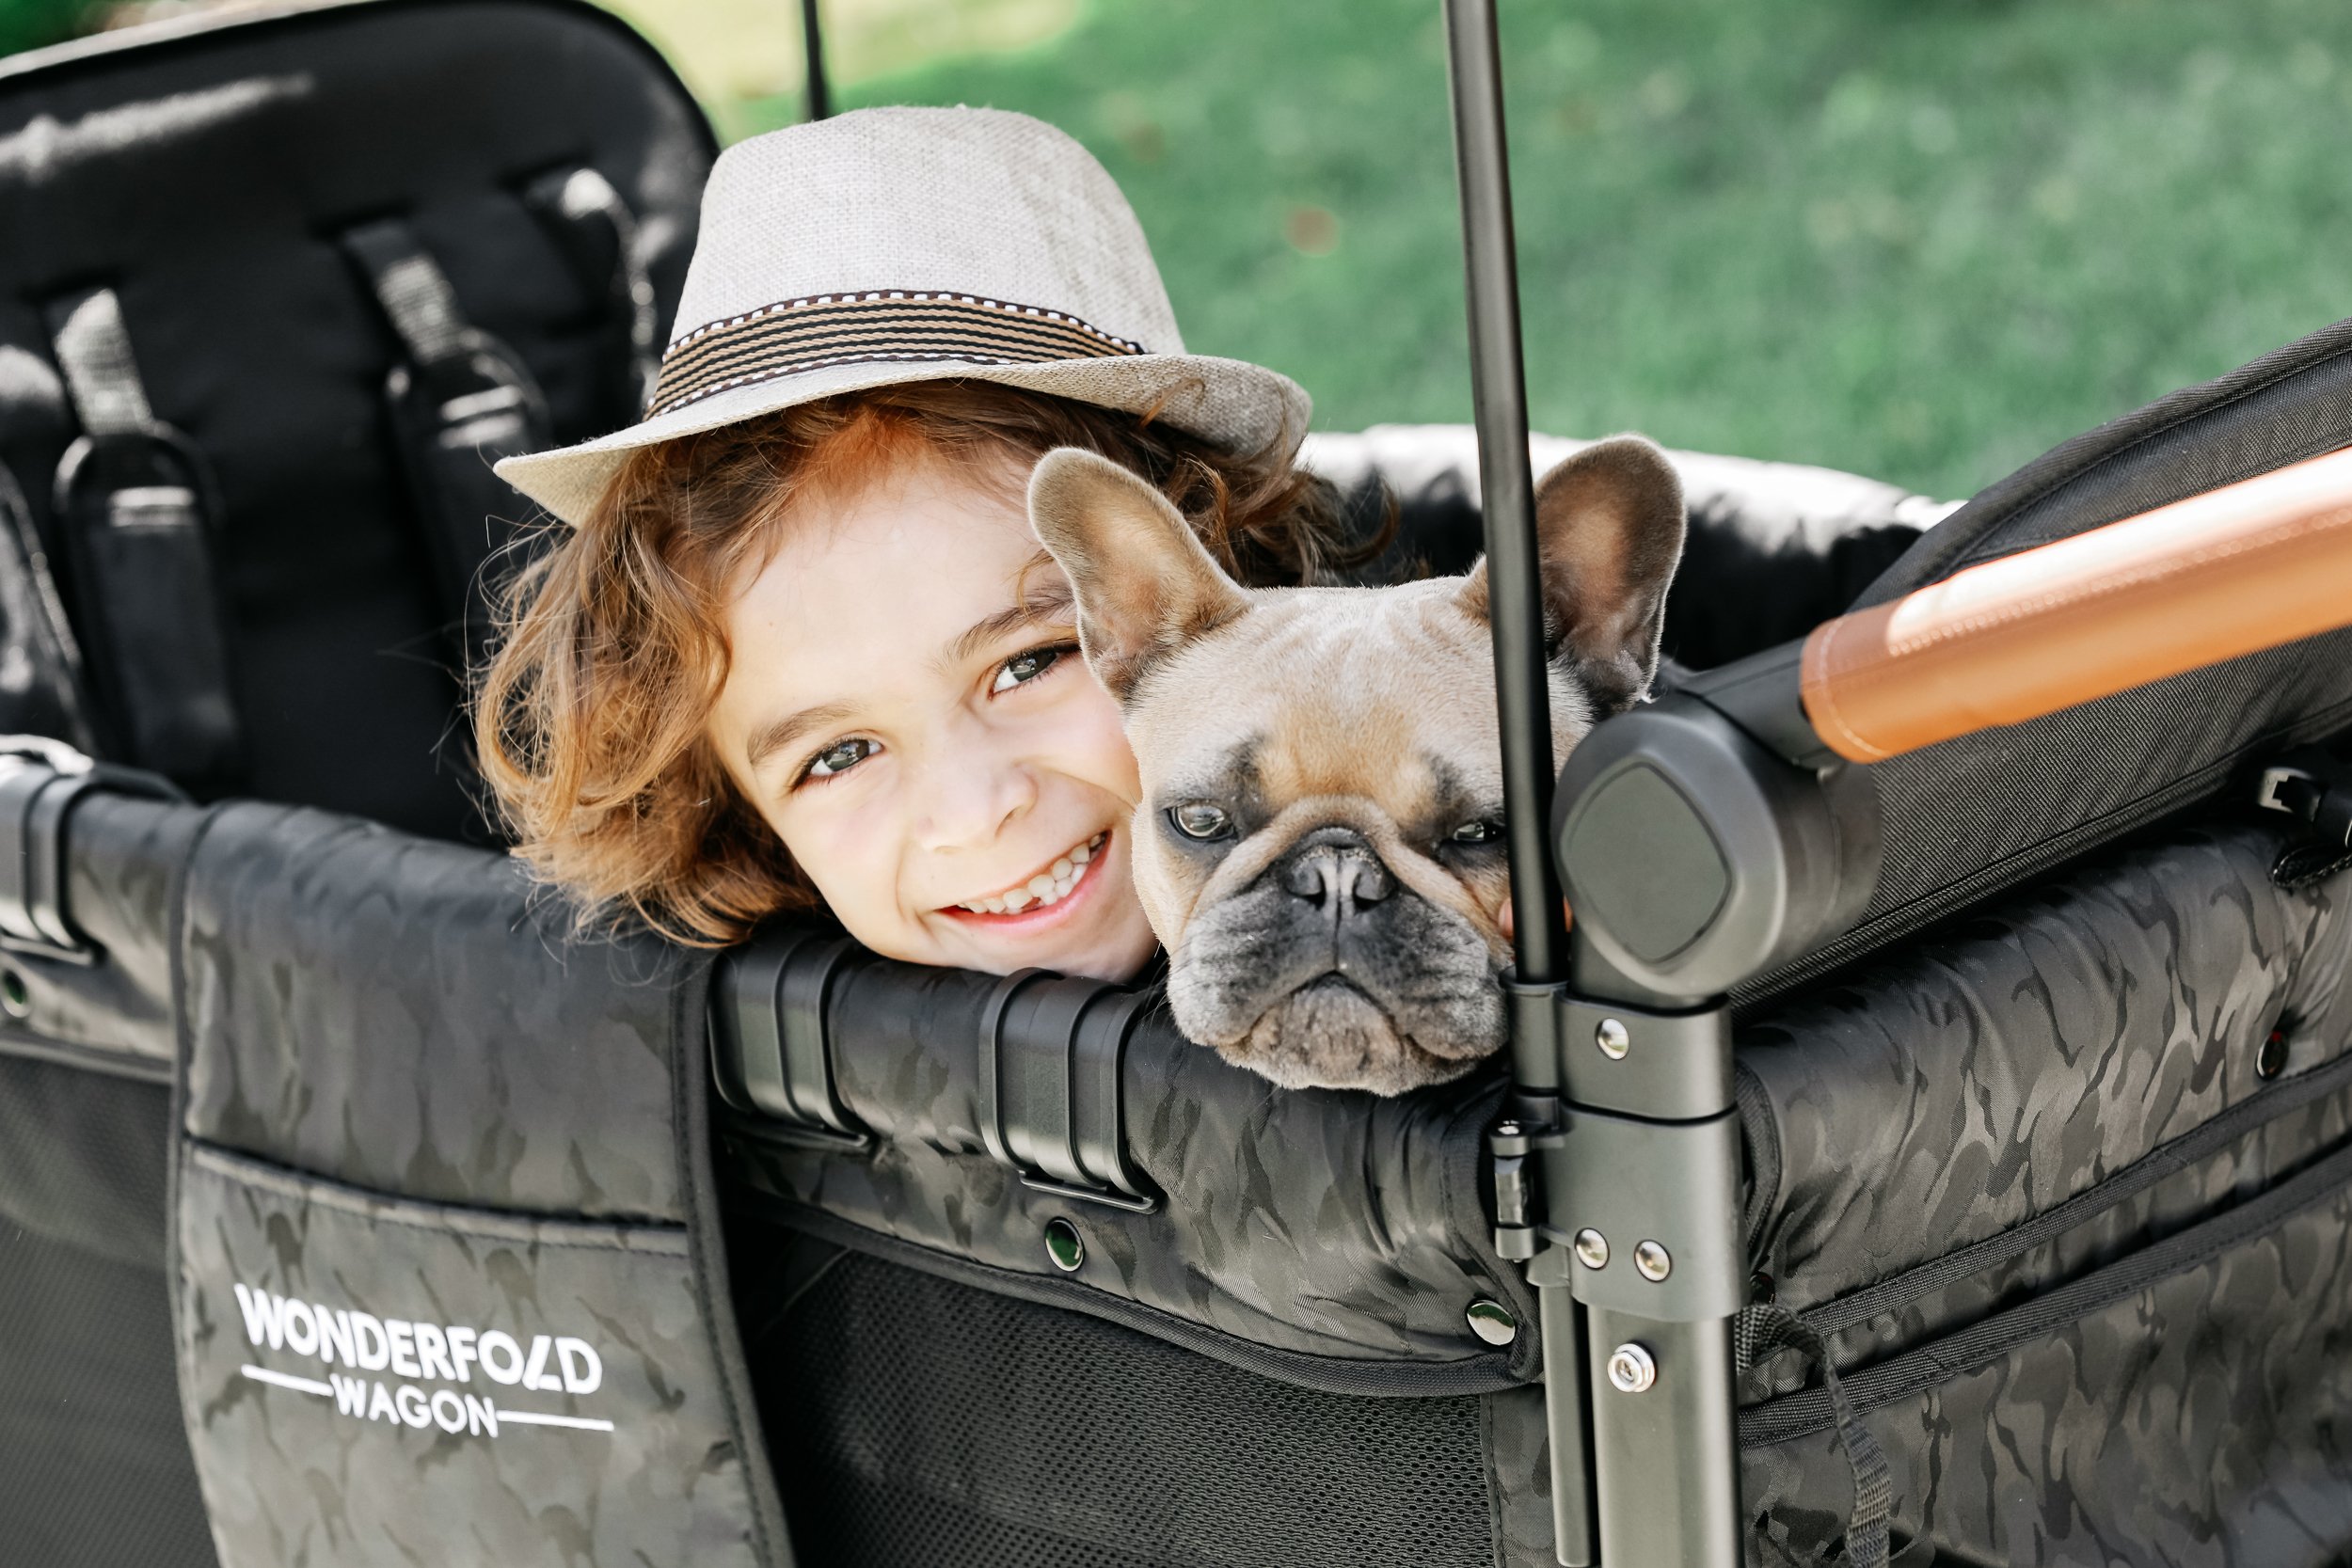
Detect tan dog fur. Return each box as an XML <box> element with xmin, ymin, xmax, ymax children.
<box><xmin>1029</xmin><ymin>436</ymin><xmax>1685</xmax><ymax>1094</ymax></box>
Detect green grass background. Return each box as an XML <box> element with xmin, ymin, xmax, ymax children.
<box><xmin>21</xmin><ymin>0</ymin><xmax>2352</xmax><ymax>499</ymax></box>
<box><xmin>694</xmin><ymin>0</ymin><xmax>2352</xmax><ymax>500</ymax></box>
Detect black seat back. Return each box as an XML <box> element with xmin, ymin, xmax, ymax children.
<box><xmin>0</xmin><ymin>0</ymin><xmax>712</xmax><ymax>839</ymax></box>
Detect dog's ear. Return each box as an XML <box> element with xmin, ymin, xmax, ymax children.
<box><xmin>1028</xmin><ymin>447</ymin><xmax>1250</xmax><ymax>703</ymax></box>
<box><xmin>1457</xmin><ymin>435</ymin><xmax>1685</xmax><ymax>713</ymax></box>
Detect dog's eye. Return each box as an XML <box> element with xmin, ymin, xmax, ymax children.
<box><xmin>1450</xmin><ymin>818</ymin><xmax>1504</xmax><ymax>846</ymax></box>
<box><xmin>1168</xmin><ymin>802</ymin><xmax>1233</xmax><ymax>841</ymax></box>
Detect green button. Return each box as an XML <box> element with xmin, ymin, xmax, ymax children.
<box><xmin>1043</xmin><ymin>1216</ymin><xmax>1085</xmax><ymax>1273</ymax></box>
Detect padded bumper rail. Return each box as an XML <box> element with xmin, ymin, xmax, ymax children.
<box><xmin>0</xmin><ymin>735</ymin><xmax>181</xmax><ymax>963</ymax></box>
<box><xmin>711</xmin><ymin>931</ymin><xmax>1159</xmax><ymax>1212</ymax></box>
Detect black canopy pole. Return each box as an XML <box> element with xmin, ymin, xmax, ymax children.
<box><xmin>800</xmin><ymin>0</ymin><xmax>832</xmax><ymax>120</ymax></box>
<box><xmin>1443</xmin><ymin>8</ymin><xmax>1599</xmax><ymax>1567</ymax></box>
<box><xmin>1440</xmin><ymin>1</ymin><xmax>1569</xmax><ymax>1000</ymax></box>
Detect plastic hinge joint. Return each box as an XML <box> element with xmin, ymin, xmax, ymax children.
<box><xmin>979</xmin><ymin>970</ymin><xmax>1161</xmax><ymax>1214</ymax></box>
<box><xmin>1528</xmin><ymin>1102</ymin><xmax>1746</xmax><ymax>1321</ymax></box>
<box><xmin>709</xmin><ymin>928</ymin><xmax>873</xmax><ymax>1153</ymax></box>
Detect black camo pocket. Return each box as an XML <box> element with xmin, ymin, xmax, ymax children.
<box><xmin>174</xmin><ymin>1142</ymin><xmax>761</xmax><ymax>1568</ymax></box>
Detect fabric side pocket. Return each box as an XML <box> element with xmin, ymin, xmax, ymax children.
<box><xmin>175</xmin><ymin>1142</ymin><xmax>761</xmax><ymax>1568</ymax></box>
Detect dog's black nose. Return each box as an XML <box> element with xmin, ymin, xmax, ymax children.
<box><xmin>1280</xmin><ymin>831</ymin><xmax>1394</xmax><ymax>915</ymax></box>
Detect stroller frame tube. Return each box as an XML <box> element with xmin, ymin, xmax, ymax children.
<box><xmin>1440</xmin><ymin>3</ymin><xmax>1749</xmax><ymax>1562</ymax></box>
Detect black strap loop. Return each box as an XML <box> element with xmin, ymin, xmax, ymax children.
<box><xmin>527</xmin><ymin>165</ymin><xmax>661</xmax><ymax>418</ymax></box>
<box><xmin>1737</xmin><ymin>1304</ymin><xmax>1892</xmax><ymax>1568</ymax></box>
<box><xmin>341</xmin><ymin>219</ymin><xmax>553</xmax><ymax>674</ymax></box>
<box><xmin>44</xmin><ymin>288</ymin><xmax>244</xmax><ymax>789</ymax></box>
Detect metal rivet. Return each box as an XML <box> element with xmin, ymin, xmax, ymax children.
<box><xmin>0</xmin><ymin>968</ymin><xmax>26</xmax><ymax>1021</ymax></box>
<box><xmin>1573</xmin><ymin>1227</ymin><xmax>1610</xmax><ymax>1269</ymax></box>
<box><xmin>1042</xmin><ymin>1216</ymin><xmax>1085</xmax><ymax>1273</ymax></box>
<box><xmin>1466</xmin><ymin>1299</ymin><xmax>1518</xmax><ymax>1346</ymax></box>
<box><xmin>1634</xmin><ymin>1240</ymin><xmax>1672</xmax><ymax>1282</ymax></box>
<box><xmin>2258</xmin><ymin>1027</ymin><xmax>2290</xmax><ymax>1080</ymax></box>
<box><xmin>1595</xmin><ymin>1017</ymin><xmax>1629</xmax><ymax>1060</ymax></box>
<box><xmin>1606</xmin><ymin>1342</ymin><xmax>1657</xmax><ymax>1394</ymax></box>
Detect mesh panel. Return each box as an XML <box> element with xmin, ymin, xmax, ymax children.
<box><xmin>744</xmin><ymin>1237</ymin><xmax>1494</xmax><ymax>1568</ymax></box>
<box><xmin>0</xmin><ymin>1052</ymin><xmax>216</xmax><ymax>1568</ymax></box>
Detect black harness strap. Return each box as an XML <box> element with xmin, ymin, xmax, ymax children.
<box><xmin>527</xmin><ymin>165</ymin><xmax>661</xmax><ymax>419</ymax></box>
<box><xmin>0</xmin><ymin>461</ymin><xmax>98</xmax><ymax>754</ymax></box>
<box><xmin>341</xmin><ymin>219</ymin><xmax>553</xmax><ymax>674</ymax></box>
<box><xmin>44</xmin><ymin>287</ymin><xmax>244</xmax><ymax>789</ymax></box>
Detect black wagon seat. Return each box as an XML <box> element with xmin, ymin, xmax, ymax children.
<box><xmin>2</xmin><ymin>6</ymin><xmax>2352</xmax><ymax>1568</ymax></box>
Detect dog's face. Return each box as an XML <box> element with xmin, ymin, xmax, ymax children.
<box><xmin>1028</xmin><ymin>437</ymin><xmax>1685</xmax><ymax>1094</ymax></box>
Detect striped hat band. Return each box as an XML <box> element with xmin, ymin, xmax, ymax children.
<box><xmin>646</xmin><ymin>290</ymin><xmax>1149</xmax><ymax>420</ymax></box>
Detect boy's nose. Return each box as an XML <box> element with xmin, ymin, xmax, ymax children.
<box><xmin>910</xmin><ymin>746</ymin><xmax>1037</xmax><ymax>854</ymax></box>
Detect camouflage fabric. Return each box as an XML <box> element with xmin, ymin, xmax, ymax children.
<box><xmin>179</xmin><ymin>804</ymin><xmax>690</xmax><ymax>1218</ymax></box>
<box><xmin>1479</xmin><ymin>1386</ymin><xmax>1556</xmax><ymax>1568</ymax></box>
<box><xmin>1727</xmin><ymin>821</ymin><xmax>2352</xmax><ymax>1563</ymax></box>
<box><xmin>176</xmin><ymin>1147</ymin><xmax>761</xmax><ymax>1568</ymax></box>
<box><xmin>1741</xmin><ymin>821</ymin><xmax>2352</xmax><ymax>1382</ymax></box>
<box><xmin>168</xmin><ymin>802</ymin><xmax>787</xmax><ymax>1568</ymax></box>
<box><xmin>6</xmin><ymin>793</ymin><xmax>199</xmax><ymax>1067</ymax></box>
<box><xmin>723</xmin><ymin>954</ymin><xmax>1541</xmax><ymax>1387</ymax></box>
<box><xmin>1742</xmin><ymin>1184</ymin><xmax>2352</xmax><ymax>1565</ymax></box>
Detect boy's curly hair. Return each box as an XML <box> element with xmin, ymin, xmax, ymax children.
<box><xmin>472</xmin><ymin>380</ymin><xmax>1376</xmax><ymax>946</ymax></box>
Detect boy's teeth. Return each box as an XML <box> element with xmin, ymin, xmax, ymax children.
<box><xmin>961</xmin><ymin>832</ymin><xmax>1109</xmax><ymax>915</ymax></box>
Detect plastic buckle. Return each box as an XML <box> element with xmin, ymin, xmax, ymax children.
<box><xmin>709</xmin><ymin>927</ymin><xmax>873</xmax><ymax>1152</ymax></box>
<box><xmin>978</xmin><ymin>970</ymin><xmax>1161</xmax><ymax>1214</ymax></box>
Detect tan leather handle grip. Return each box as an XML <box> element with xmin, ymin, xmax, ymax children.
<box><xmin>1802</xmin><ymin>448</ymin><xmax>2352</xmax><ymax>763</ymax></box>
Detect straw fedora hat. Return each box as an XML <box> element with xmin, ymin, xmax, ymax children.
<box><xmin>497</xmin><ymin>105</ymin><xmax>1311</xmax><ymax>525</ymax></box>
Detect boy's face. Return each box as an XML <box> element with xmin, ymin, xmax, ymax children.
<box><xmin>708</xmin><ymin>450</ymin><xmax>1159</xmax><ymax>982</ymax></box>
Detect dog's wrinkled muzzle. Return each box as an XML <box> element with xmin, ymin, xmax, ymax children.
<box><xmin>1164</xmin><ymin>814</ymin><xmax>1508</xmax><ymax>1095</ymax></box>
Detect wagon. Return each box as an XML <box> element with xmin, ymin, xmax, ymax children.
<box><xmin>4</xmin><ymin>3</ymin><xmax>2351</xmax><ymax>1566</ymax></box>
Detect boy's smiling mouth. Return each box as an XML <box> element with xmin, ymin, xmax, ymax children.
<box><xmin>941</xmin><ymin>830</ymin><xmax>1110</xmax><ymax>920</ymax></box>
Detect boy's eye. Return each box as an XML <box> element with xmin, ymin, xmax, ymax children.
<box><xmin>991</xmin><ymin>643</ymin><xmax>1073</xmax><ymax>695</ymax></box>
<box><xmin>802</xmin><ymin>737</ymin><xmax>879</xmax><ymax>782</ymax></box>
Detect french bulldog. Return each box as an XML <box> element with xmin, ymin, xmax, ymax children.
<box><xmin>1026</xmin><ymin>436</ymin><xmax>1686</xmax><ymax>1094</ymax></box>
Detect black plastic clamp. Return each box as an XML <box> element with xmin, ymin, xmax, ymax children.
<box><xmin>977</xmin><ymin>970</ymin><xmax>1160</xmax><ymax>1214</ymax></box>
<box><xmin>709</xmin><ymin>927</ymin><xmax>872</xmax><ymax>1152</ymax></box>
<box><xmin>0</xmin><ymin>735</ymin><xmax>183</xmax><ymax>965</ymax></box>
<box><xmin>2257</xmin><ymin>747</ymin><xmax>2352</xmax><ymax>889</ymax></box>
<box><xmin>2258</xmin><ymin>748</ymin><xmax>2352</xmax><ymax>845</ymax></box>
<box><xmin>1487</xmin><ymin>1114</ymin><xmax>1564</xmax><ymax>1260</ymax></box>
